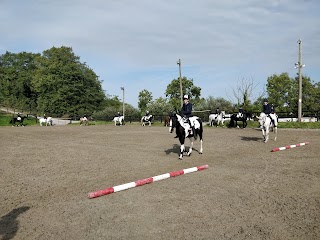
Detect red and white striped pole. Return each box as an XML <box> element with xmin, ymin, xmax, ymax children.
<box><xmin>88</xmin><ymin>165</ymin><xmax>208</xmax><ymax>199</ymax></box>
<box><xmin>271</xmin><ymin>142</ymin><xmax>309</xmax><ymax>152</ymax></box>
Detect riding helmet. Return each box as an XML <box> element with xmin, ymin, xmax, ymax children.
<box><xmin>264</xmin><ymin>98</ymin><xmax>268</xmax><ymax>102</ymax></box>
<box><xmin>183</xmin><ymin>95</ymin><xmax>189</xmax><ymax>100</ymax></box>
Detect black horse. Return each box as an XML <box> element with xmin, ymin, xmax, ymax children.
<box><xmin>228</xmin><ymin>112</ymin><xmax>247</xmax><ymax>128</ymax></box>
<box><xmin>10</xmin><ymin>116</ymin><xmax>26</xmax><ymax>127</ymax></box>
<box><xmin>169</xmin><ymin>114</ymin><xmax>203</xmax><ymax>160</ymax></box>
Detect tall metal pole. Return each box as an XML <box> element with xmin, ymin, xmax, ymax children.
<box><xmin>297</xmin><ymin>40</ymin><xmax>302</xmax><ymax>122</ymax></box>
<box><xmin>177</xmin><ymin>59</ymin><xmax>183</xmax><ymax>106</ymax></box>
<box><xmin>121</xmin><ymin>87</ymin><xmax>125</xmax><ymax>118</ymax></box>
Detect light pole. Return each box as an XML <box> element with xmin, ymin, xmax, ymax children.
<box><xmin>295</xmin><ymin>39</ymin><xmax>305</xmax><ymax>122</ymax></box>
<box><xmin>177</xmin><ymin>59</ymin><xmax>183</xmax><ymax>106</ymax></box>
<box><xmin>120</xmin><ymin>87</ymin><xmax>125</xmax><ymax>118</ymax></box>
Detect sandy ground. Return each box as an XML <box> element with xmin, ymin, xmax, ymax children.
<box><xmin>0</xmin><ymin>125</ymin><xmax>319</xmax><ymax>240</ymax></box>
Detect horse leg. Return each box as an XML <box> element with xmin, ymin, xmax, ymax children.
<box><xmin>179</xmin><ymin>143</ymin><xmax>185</xmax><ymax>160</ymax></box>
<box><xmin>274</xmin><ymin>127</ymin><xmax>278</xmax><ymax>141</ymax></box>
<box><xmin>187</xmin><ymin>138</ymin><xmax>193</xmax><ymax>156</ymax></box>
<box><xmin>264</xmin><ymin>126</ymin><xmax>270</xmax><ymax>143</ymax></box>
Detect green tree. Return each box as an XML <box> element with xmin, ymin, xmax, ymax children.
<box><xmin>266</xmin><ymin>73</ymin><xmax>294</xmax><ymax>113</ymax></box>
<box><xmin>165</xmin><ymin>77</ymin><xmax>201</xmax><ymax>110</ymax></box>
<box><xmin>196</xmin><ymin>96</ymin><xmax>233</xmax><ymax>113</ymax></box>
<box><xmin>32</xmin><ymin>46</ymin><xmax>105</xmax><ymax>116</ymax></box>
<box><xmin>146</xmin><ymin>97</ymin><xmax>172</xmax><ymax>116</ymax></box>
<box><xmin>0</xmin><ymin>51</ymin><xmax>39</xmax><ymax>111</ymax></box>
<box><xmin>138</xmin><ymin>89</ymin><xmax>153</xmax><ymax>113</ymax></box>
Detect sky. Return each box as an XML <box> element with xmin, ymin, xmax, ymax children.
<box><xmin>1</xmin><ymin>0</ymin><xmax>319</xmax><ymax>108</ymax></box>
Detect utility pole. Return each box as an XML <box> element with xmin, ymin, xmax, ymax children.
<box><xmin>121</xmin><ymin>87</ymin><xmax>125</xmax><ymax>118</ymax></box>
<box><xmin>177</xmin><ymin>59</ymin><xmax>183</xmax><ymax>106</ymax></box>
<box><xmin>296</xmin><ymin>40</ymin><xmax>304</xmax><ymax>122</ymax></box>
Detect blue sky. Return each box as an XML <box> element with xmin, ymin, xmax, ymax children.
<box><xmin>1</xmin><ymin>0</ymin><xmax>319</xmax><ymax>108</ymax></box>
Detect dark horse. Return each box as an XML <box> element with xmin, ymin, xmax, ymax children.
<box><xmin>164</xmin><ymin>115</ymin><xmax>170</xmax><ymax>127</ymax></box>
<box><xmin>10</xmin><ymin>116</ymin><xmax>26</xmax><ymax>127</ymax></box>
<box><xmin>228</xmin><ymin>112</ymin><xmax>247</xmax><ymax>128</ymax></box>
<box><xmin>169</xmin><ymin>114</ymin><xmax>203</xmax><ymax>160</ymax></box>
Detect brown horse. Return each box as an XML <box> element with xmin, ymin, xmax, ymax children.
<box><xmin>164</xmin><ymin>115</ymin><xmax>170</xmax><ymax>127</ymax></box>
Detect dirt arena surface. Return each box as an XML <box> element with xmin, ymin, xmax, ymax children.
<box><xmin>0</xmin><ymin>124</ymin><xmax>319</xmax><ymax>240</ymax></box>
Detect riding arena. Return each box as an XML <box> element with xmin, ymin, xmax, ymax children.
<box><xmin>0</xmin><ymin>123</ymin><xmax>319</xmax><ymax>239</ymax></box>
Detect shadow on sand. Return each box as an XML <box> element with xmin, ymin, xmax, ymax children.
<box><xmin>0</xmin><ymin>206</ymin><xmax>30</xmax><ymax>240</ymax></box>
<box><xmin>240</xmin><ymin>136</ymin><xmax>262</xmax><ymax>142</ymax></box>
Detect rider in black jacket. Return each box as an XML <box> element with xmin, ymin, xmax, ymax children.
<box><xmin>181</xmin><ymin>95</ymin><xmax>196</xmax><ymax>138</ymax></box>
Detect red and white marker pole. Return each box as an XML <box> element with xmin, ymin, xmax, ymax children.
<box><xmin>271</xmin><ymin>142</ymin><xmax>309</xmax><ymax>152</ymax></box>
<box><xmin>88</xmin><ymin>164</ymin><xmax>208</xmax><ymax>199</ymax></box>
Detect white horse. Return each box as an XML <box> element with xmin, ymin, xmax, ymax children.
<box><xmin>209</xmin><ymin>111</ymin><xmax>225</xmax><ymax>127</ymax></box>
<box><xmin>80</xmin><ymin>117</ymin><xmax>89</xmax><ymax>126</ymax></box>
<box><xmin>113</xmin><ymin>116</ymin><xmax>124</xmax><ymax>126</ymax></box>
<box><xmin>141</xmin><ymin>115</ymin><xmax>153</xmax><ymax>127</ymax></box>
<box><xmin>257</xmin><ymin>112</ymin><xmax>278</xmax><ymax>143</ymax></box>
<box><xmin>39</xmin><ymin>117</ymin><xmax>53</xmax><ymax>126</ymax></box>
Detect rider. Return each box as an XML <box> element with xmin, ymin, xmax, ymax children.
<box><xmin>116</xmin><ymin>111</ymin><xmax>121</xmax><ymax>117</ymax></box>
<box><xmin>262</xmin><ymin>98</ymin><xmax>277</xmax><ymax>126</ymax></box>
<box><xmin>181</xmin><ymin>94</ymin><xmax>196</xmax><ymax>139</ymax></box>
<box><xmin>83</xmin><ymin>114</ymin><xmax>88</xmax><ymax>121</ymax></box>
<box><xmin>43</xmin><ymin>114</ymin><xmax>47</xmax><ymax>120</ymax></box>
<box><xmin>215</xmin><ymin>107</ymin><xmax>221</xmax><ymax>119</ymax></box>
<box><xmin>17</xmin><ymin>113</ymin><xmax>22</xmax><ymax>121</ymax></box>
<box><xmin>238</xmin><ymin>107</ymin><xmax>244</xmax><ymax>118</ymax></box>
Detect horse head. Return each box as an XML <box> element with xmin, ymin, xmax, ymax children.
<box><xmin>169</xmin><ymin>114</ymin><xmax>177</xmax><ymax>133</ymax></box>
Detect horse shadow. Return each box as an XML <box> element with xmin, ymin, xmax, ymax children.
<box><xmin>164</xmin><ymin>143</ymin><xmax>202</xmax><ymax>155</ymax></box>
<box><xmin>240</xmin><ymin>136</ymin><xmax>261</xmax><ymax>142</ymax></box>
<box><xmin>0</xmin><ymin>206</ymin><xmax>30</xmax><ymax>240</ymax></box>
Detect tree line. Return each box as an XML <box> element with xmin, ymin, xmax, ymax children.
<box><xmin>1</xmin><ymin>46</ymin><xmax>319</xmax><ymax>119</ymax></box>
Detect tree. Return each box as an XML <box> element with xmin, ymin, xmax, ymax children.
<box><xmin>196</xmin><ymin>96</ymin><xmax>233</xmax><ymax>113</ymax></box>
<box><xmin>228</xmin><ymin>77</ymin><xmax>262</xmax><ymax>112</ymax></box>
<box><xmin>138</xmin><ymin>89</ymin><xmax>153</xmax><ymax>113</ymax></box>
<box><xmin>146</xmin><ymin>97</ymin><xmax>172</xmax><ymax>116</ymax></box>
<box><xmin>165</xmin><ymin>77</ymin><xmax>201</xmax><ymax>110</ymax></box>
<box><xmin>32</xmin><ymin>46</ymin><xmax>105</xmax><ymax>116</ymax></box>
<box><xmin>266</xmin><ymin>73</ymin><xmax>294</xmax><ymax>113</ymax></box>
<box><xmin>0</xmin><ymin>51</ymin><xmax>39</xmax><ymax>111</ymax></box>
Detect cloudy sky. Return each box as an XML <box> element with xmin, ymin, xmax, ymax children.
<box><xmin>1</xmin><ymin>0</ymin><xmax>319</xmax><ymax>107</ymax></box>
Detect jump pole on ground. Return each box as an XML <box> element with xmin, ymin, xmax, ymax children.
<box><xmin>271</xmin><ymin>142</ymin><xmax>309</xmax><ymax>152</ymax></box>
<box><xmin>88</xmin><ymin>164</ymin><xmax>208</xmax><ymax>199</ymax></box>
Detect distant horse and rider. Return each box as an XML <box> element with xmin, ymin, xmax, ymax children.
<box><xmin>141</xmin><ymin>114</ymin><xmax>153</xmax><ymax>127</ymax></box>
<box><xmin>80</xmin><ymin>115</ymin><xmax>93</xmax><ymax>126</ymax></box>
<box><xmin>228</xmin><ymin>108</ymin><xmax>247</xmax><ymax>129</ymax></box>
<box><xmin>10</xmin><ymin>113</ymin><xmax>26</xmax><ymax>127</ymax></box>
<box><xmin>209</xmin><ymin>110</ymin><xmax>226</xmax><ymax>127</ymax></box>
<box><xmin>39</xmin><ymin>116</ymin><xmax>53</xmax><ymax>126</ymax></box>
<box><xmin>113</xmin><ymin>111</ymin><xmax>124</xmax><ymax>126</ymax></box>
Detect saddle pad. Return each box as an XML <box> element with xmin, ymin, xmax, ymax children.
<box><xmin>190</xmin><ymin>116</ymin><xmax>200</xmax><ymax>129</ymax></box>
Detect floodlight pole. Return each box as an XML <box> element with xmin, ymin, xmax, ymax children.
<box><xmin>121</xmin><ymin>87</ymin><xmax>125</xmax><ymax>118</ymax></box>
<box><xmin>177</xmin><ymin>59</ymin><xmax>183</xmax><ymax>106</ymax></box>
<box><xmin>297</xmin><ymin>40</ymin><xmax>303</xmax><ymax>122</ymax></box>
